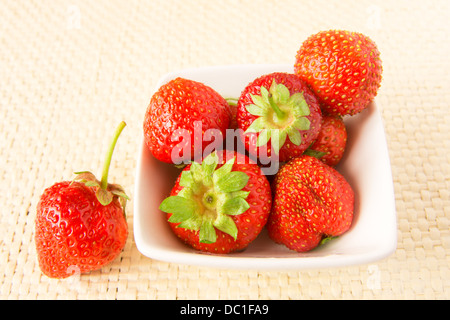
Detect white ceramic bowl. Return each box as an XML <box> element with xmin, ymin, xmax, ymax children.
<box><xmin>133</xmin><ymin>64</ymin><xmax>397</xmax><ymax>270</ymax></box>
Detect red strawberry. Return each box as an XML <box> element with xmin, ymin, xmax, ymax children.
<box><xmin>35</xmin><ymin>122</ymin><xmax>129</xmax><ymax>278</ymax></box>
<box><xmin>267</xmin><ymin>155</ymin><xmax>354</xmax><ymax>252</ymax></box>
<box><xmin>294</xmin><ymin>30</ymin><xmax>382</xmax><ymax>116</ymax></box>
<box><xmin>305</xmin><ymin>114</ymin><xmax>347</xmax><ymax>166</ymax></box>
<box><xmin>267</xmin><ymin>175</ymin><xmax>323</xmax><ymax>252</ymax></box>
<box><xmin>236</xmin><ymin>72</ymin><xmax>322</xmax><ymax>163</ymax></box>
<box><xmin>143</xmin><ymin>77</ymin><xmax>231</xmax><ymax>164</ymax></box>
<box><xmin>159</xmin><ymin>150</ymin><xmax>272</xmax><ymax>254</ymax></box>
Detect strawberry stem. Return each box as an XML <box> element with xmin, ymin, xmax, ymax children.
<box><xmin>100</xmin><ymin>121</ymin><xmax>126</xmax><ymax>190</ymax></box>
<box><xmin>225</xmin><ymin>97</ymin><xmax>238</xmax><ymax>106</ymax></box>
<box><xmin>268</xmin><ymin>95</ymin><xmax>286</xmax><ymax>120</ymax></box>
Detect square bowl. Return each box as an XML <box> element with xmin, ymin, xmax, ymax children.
<box><xmin>133</xmin><ymin>64</ymin><xmax>397</xmax><ymax>270</ymax></box>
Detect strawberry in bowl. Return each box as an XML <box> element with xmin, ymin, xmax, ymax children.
<box><xmin>294</xmin><ymin>30</ymin><xmax>383</xmax><ymax>116</ymax></box>
<box><xmin>236</xmin><ymin>72</ymin><xmax>322</xmax><ymax>163</ymax></box>
<box><xmin>143</xmin><ymin>77</ymin><xmax>231</xmax><ymax>164</ymax></box>
<box><xmin>159</xmin><ymin>150</ymin><xmax>272</xmax><ymax>254</ymax></box>
<box><xmin>267</xmin><ymin>155</ymin><xmax>355</xmax><ymax>252</ymax></box>
<box><xmin>305</xmin><ymin>114</ymin><xmax>348</xmax><ymax>167</ymax></box>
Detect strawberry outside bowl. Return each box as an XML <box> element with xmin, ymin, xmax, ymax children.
<box><xmin>133</xmin><ymin>64</ymin><xmax>397</xmax><ymax>270</ymax></box>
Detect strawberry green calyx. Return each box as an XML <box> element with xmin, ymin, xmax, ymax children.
<box><xmin>159</xmin><ymin>152</ymin><xmax>250</xmax><ymax>244</ymax></box>
<box><xmin>244</xmin><ymin>80</ymin><xmax>311</xmax><ymax>154</ymax></box>
<box><xmin>303</xmin><ymin>148</ymin><xmax>327</xmax><ymax>159</ymax></box>
<box><xmin>73</xmin><ymin>121</ymin><xmax>129</xmax><ymax>212</ymax></box>
<box><xmin>225</xmin><ymin>98</ymin><xmax>238</xmax><ymax>106</ymax></box>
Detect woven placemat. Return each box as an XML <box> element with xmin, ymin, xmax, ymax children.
<box><xmin>0</xmin><ymin>0</ymin><xmax>448</xmax><ymax>300</ymax></box>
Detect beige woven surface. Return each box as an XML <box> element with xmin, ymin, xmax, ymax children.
<box><xmin>0</xmin><ymin>0</ymin><xmax>449</xmax><ymax>300</ymax></box>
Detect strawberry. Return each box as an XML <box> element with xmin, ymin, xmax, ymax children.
<box><xmin>267</xmin><ymin>155</ymin><xmax>354</xmax><ymax>252</ymax></box>
<box><xmin>159</xmin><ymin>150</ymin><xmax>272</xmax><ymax>254</ymax></box>
<box><xmin>236</xmin><ymin>72</ymin><xmax>322</xmax><ymax>163</ymax></box>
<box><xmin>35</xmin><ymin>122</ymin><xmax>129</xmax><ymax>278</ymax></box>
<box><xmin>294</xmin><ymin>30</ymin><xmax>382</xmax><ymax>116</ymax></box>
<box><xmin>305</xmin><ymin>114</ymin><xmax>347</xmax><ymax>166</ymax></box>
<box><xmin>143</xmin><ymin>77</ymin><xmax>231</xmax><ymax>164</ymax></box>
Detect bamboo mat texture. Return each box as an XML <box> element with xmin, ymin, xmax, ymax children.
<box><xmin>0</xmin><ymin>0</ymin><xmax>449</xmax><ymax>299</ymax></box>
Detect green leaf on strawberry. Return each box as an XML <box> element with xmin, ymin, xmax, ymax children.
<box><xmin>303</xmin><ymin>148</ymin><xmax>328</xmax><ymax>159</ymax></box>
<box><xmin>244</xmin><ymin>80</ymin><xmax>311</xmax><ymax>154</ymax></box>
<box><xmin>159</xmin><ymin>152</ymin><xmax>251</xmax><ymax>244</ymax></box>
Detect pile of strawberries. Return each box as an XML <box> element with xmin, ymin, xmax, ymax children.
<box><xmin>34</xmin><ymin>29</ymin><xmax>382</xmax><ymax>279</ymax></box>
<box><xmin>147</xmin><ymin>30</ymin><xmax>383</xmax><ymax>254</ymax></box>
